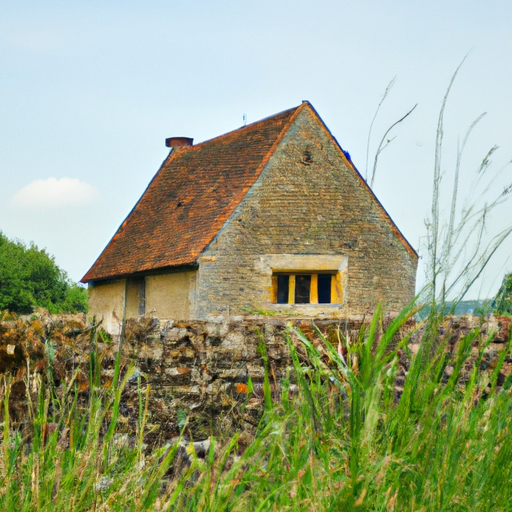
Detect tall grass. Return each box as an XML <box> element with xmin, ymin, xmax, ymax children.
<box><xmin>0</xmin><ymin>334</ymin><xmax>167</xmax><ymax>512</ymax></box>
<box><xmin>2</xmin><ymin>305</ymin><xmax>512</xmax><ymax>510</ymax></box>
<box><xmin>424</xmin><ymin>59</ymin><xmax>512</xmax><ymax>305</ymax></box>
<box><xmin>366</xmin><ymin>60</ymin><xmax>512</xmax><ymax>306</ymax></box>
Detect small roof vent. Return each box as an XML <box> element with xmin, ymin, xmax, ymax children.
<box><xmin>165</xmin><ymin>137</ymin><xmax>193</xmax><ymax>149</ymax></box>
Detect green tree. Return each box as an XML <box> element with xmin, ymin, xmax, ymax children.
<box><xmin>0</xmin><ymin>232</ymin><xmax>87</xmax><ymax>314</ymax></box>
<box><xmin>493</xmin><ymin>272</ymin><xmax>512</xmax><ymax>315</ymax></box>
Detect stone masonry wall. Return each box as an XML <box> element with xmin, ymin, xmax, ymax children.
<box><xmin>1</xmin><ymin>312</ymin><xmax>511</xmax><ymax>446</ymax></box>
<box><xmin>0</xmin><ymin>312</ymin><xmax>364</xmax><ymax>443</ymax></box>
<box><xmin>197</xmin><ymin>105</ymin><xmax>418</xmax><ymax>319</ymax></box>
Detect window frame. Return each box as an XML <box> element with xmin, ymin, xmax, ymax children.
<box><xmin>271</xmin><ymin>271</ymin><xmax>341</xmax><ymax>305</ymax></box>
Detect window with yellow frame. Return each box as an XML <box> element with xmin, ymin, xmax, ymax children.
<box><xmin>271</xmin><ymin>272</ymin><xmax>341</xmax><ymax>305</ymax></box>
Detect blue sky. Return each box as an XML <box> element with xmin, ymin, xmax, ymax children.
<box><xmin>1</xmin><ymin>0</ymin><xmax>511</xmax><ymax>299</ymax></box>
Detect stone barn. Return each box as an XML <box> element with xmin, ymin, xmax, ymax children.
<box><xmin>81</xmin><ymin>101</ymin><xmax>417</xmax><ymax>334</ymax></box>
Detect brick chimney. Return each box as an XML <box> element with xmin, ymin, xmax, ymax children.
<box><xmin>165</xmin><ymin>137</ymin><xmax>193</xmax><ymax>149</ymax></box>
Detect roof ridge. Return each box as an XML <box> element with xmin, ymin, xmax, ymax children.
<box><xmin>233</xmin><ymin>101</ymin><xmax>306</xmax><ymax>182</ymax></box>
<box><xmin>180</xmin><ymin>104</ymin><xmax>301</xmax><ymax>152</ymax></box>
<box><xmin>81</xmin><ymin>103</ymin><xmax>301</xmax><ymax>282</ymax></box>
<box><xmin>197</xmin><ymin>103</ymin><xmax>307</xmax><ymax>256</ymax></box>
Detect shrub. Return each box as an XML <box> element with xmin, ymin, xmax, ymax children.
<box><xmin>494</xmin><ymin>272</ymin><xmax>512</xmax><ymax>315</ymax></box>
<box><xmin>0</xmin><ymin>231</ymin><xmax>87</xmax><ymax>314</ymax></box>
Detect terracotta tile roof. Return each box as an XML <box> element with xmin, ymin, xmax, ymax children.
<box><xmin>81</xmin><ymin>105</ymin><xmax>301</xmax><ymax>282</ymax></box>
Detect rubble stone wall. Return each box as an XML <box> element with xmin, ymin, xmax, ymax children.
<box><xmin>0</xmin><ymin>313</ymin><xmax>363</xmax><ymax>443</ymax></box>
<box><xmin>1</xmin><ymin>312</ymin><xmax>510</xmax><ymax>445</ymax></box>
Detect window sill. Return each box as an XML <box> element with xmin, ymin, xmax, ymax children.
<box><xmin>265</xmin><ymin>303</ymin><xmax>345</xmax><ymax>317</ymax></box>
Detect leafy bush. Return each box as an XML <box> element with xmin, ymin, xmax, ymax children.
<box><xmin>494</xmin><ymin>272</ymin><xmax>512</xmax><ymax>315</ymax></box>
<box><xmin>0</xmin><ymin>231</ymin><xmax>87</xmax><ymax>314</ymax></box>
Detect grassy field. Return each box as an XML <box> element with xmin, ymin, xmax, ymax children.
<box><xmin>1</xmin><ymin>304</ymin><xmax>512</xmax><ymax>511</ymax></box>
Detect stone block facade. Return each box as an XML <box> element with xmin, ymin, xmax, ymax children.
<box><xmin>197</xmin><ymin>106</ymin><xmax>417</xmax><ymax>318</ymax></box>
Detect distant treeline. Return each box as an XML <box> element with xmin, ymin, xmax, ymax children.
<box><xmin>418</xmin><ymin>299</ymin><xmax>494</xmax><ymax>319</ymax></box>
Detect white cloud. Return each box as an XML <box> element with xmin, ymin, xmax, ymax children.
<box><xmin>11</xmin><ymin>177</ymin><xmax>99</xmax><ymax>209</ymax></box>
